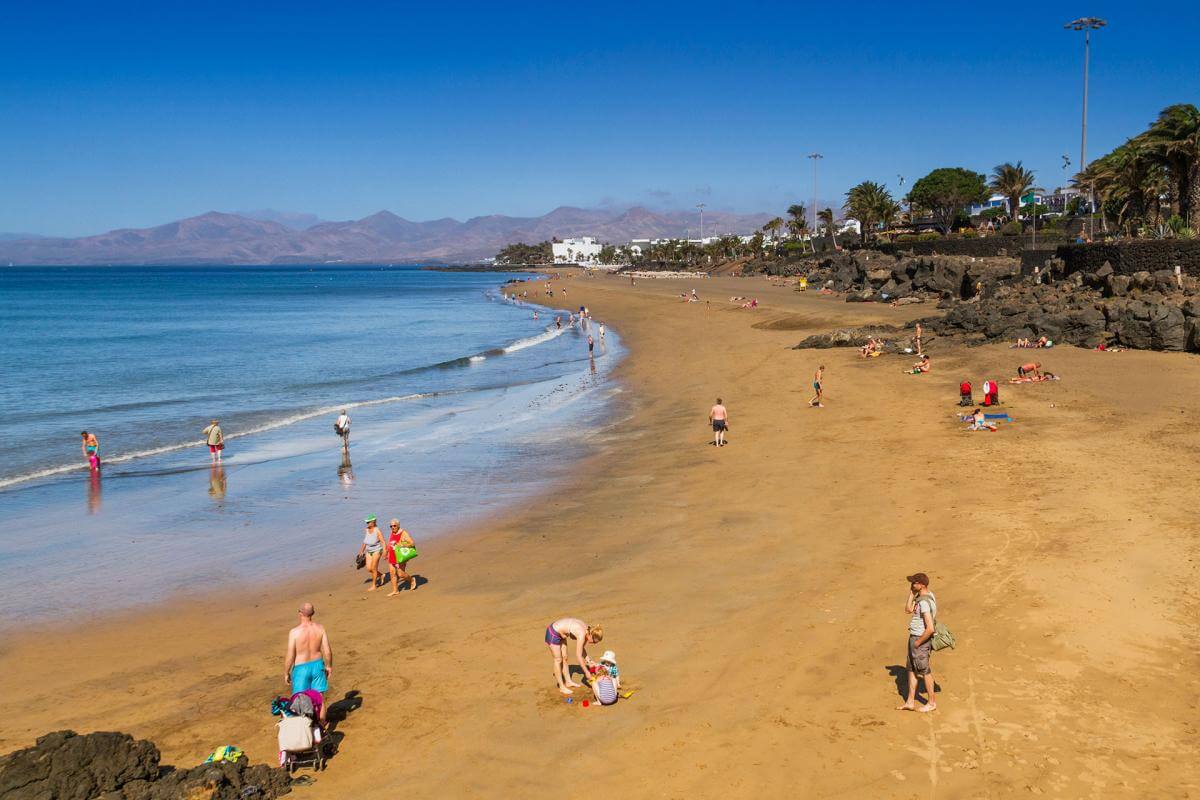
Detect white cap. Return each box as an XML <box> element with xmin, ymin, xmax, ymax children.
<box><xmin>600</xmin><ymin>650</ymin><xmax>617</xmax><ymax>664</ymax></box>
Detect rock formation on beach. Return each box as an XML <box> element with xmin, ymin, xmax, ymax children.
<box><xmin>0</xmin><ymin>730</ymin><xmax>292</xmax><ymax>800</ymax></box>
<box><xmin>786</xmin><ymin>249</ymin><xmax>1200</xmax><ymax>353</ymax></box>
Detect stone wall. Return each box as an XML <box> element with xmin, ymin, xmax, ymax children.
<box><xmin>874</xmin><ymin>235</ymin><xmax>1068</xmax><ymax>259</ymax></box>
<box><xmin>1054</xmin><ymin>241</ymin><xmax>1200</xmax><ymax>276</ymax></box>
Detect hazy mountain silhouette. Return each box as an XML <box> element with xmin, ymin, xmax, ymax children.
<box><xmin>0</xmin><ymin>206</ymin><xmax>774</xmax><ymax>265</ymax></box>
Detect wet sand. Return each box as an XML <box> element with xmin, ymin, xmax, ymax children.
<box><xmin>5</xmin><ymin>270</ymin><xmax>1199</xmax><ymax>798</ymax></box>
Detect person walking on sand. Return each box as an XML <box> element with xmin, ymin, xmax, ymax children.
<box><xmin>545</xmin><ymin>618</ymin><xmax>603</xmax><ymax>695</ymax></box>
<box><xmin>202</xmin><ymin>420</ymin><xmax>224</xmax><ymax>463</ymax></box>
<box><xmin>709</xmin><ymin>398</ymin><xmax>729</xmax><ymax>447</ymax></box>
<box><xmin>285</xmin><ymin>602</ymin><xmax>333</xmax><ymax>724</ymax></box>
<box><xmin>914</xmin><ymin>322</ymin><xmax>923</xmax><ymax>356</ymax></box>
<box><xmin>80</xmin><ymin>431</ymin><xmax>100</xmax><ymax>470</ymax></box>
<box><xmin>359</xmin><ymin>514</ymin><xmax>386</xmax><ymax>590</ymax></box>
<box><xmin>385</xmin><ymin>519</ymin><xmax>418</xmax><ymax>596</ymax></box>
<box><xmin>810</xmin><ymin>366</ymin><xmax>825</xmax><ymax>408</ymax></box>
<box><xmin>897</xmin><ymin>572</ymin><xmax>938</xmax><ymax>713</ymax></box>
<box><xmin>334</xmin><ymin>409</ymin><xmax>351</xmax><ymax>448</ymax></box>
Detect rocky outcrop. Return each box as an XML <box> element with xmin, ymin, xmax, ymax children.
<box><xmin>793</xmin><ymin>325</ymin><xmax>907</xmax><ymax>350</ymax></box>
<box><xmin>796</xmin><ymin>251</ymin><xmax>1022</xmax><ymax>301</ymax></box>
<box><xmin>926</xmin><ymin>262</ymin><xmax>1200</xmax><ymax>351</ymax></box>
<box><xmin>0</xmin><ymin>730</ymin><xmax>292</xmax><ymax>800</ymax></box>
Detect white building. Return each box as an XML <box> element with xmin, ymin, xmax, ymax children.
<box><xmin>552</xmin><ymin>237</ymin><xmax>603</xmax><ymax>264</ymax></box>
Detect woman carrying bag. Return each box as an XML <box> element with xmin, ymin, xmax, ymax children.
<box><xmin>385</xmin><ymin>519</ymin><xmax>419</xmax><ymax>596</ymax></box>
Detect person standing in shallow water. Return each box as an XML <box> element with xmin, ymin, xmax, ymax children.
<box><xmin>202</xmin><ymin>419</ymin><xmax>223</xmax><ymax>463</ymax></box>
<box><xmin>80</xmin><ymin>431</ymin><xmax>100</xmax><ymax>470</ymax></box>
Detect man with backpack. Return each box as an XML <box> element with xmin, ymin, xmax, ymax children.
<box><xmin>896</xmin><ymin>572</ymin><xmax>938</xmax><ymax>713</ymax></box>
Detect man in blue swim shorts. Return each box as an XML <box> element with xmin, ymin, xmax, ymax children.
<box><xmin>285</xmin><ymin>602</ymin><xmax>333</xmax><ymax>723</ymax></box>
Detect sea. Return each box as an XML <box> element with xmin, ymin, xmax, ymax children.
<box><xmin>0</xmin><ymin>265</ymin><xmax>622</xmax><ymax>626</ymax></box>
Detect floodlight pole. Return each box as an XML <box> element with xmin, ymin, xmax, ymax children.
<box><xmin>1066</xmin><ymin>17</ymin><xmax>1106</xmax><ymax>240</ymax></box>
<box><xmin>808</xmin><ymin>153</ymin><xmax>823</xmax><ymax>233</ymax></box>
<box><xmin>696</xmin><ymin>203</ymin><xmax>706</xmax><ymax>242</ymax></box>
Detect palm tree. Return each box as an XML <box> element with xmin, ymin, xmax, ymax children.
<box><xmin>785</xmin><ymin>204</ymin><xmax>811</xmax><ymax>252</ymax></box>
<box><xmin>1143</xmin><ymin>104</ymin><xmax>1200</xmax><ymax>227</ymax></box>
<box><xmin>844</xmin><ymin>181</ymin><xmax>896</xmax><ymax>243</ymax></box>
<box><xmin>990</xmin><ymin>162</ymin><xmax>1036</xmax><ymax>226</ymax></box>
<box><xmin>817</xmin><ymin>208</ymin><xmax>836</xmax><ymax>249</ymax></box>
<box><xmin>763</xmin><ymin>217</ymin><xmax>784</xmax><ymax>241</ymax></box>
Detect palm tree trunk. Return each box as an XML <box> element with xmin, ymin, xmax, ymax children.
<box><xmin>1187</xmin><ymin>161</ymin><xmax>1200</xmax><ymax>228</ymax></box>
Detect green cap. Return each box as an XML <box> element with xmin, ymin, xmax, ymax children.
<box><xmin>365</xmin><ymin>514</ymin><xmax>377</xmax><ymax>523</ymax></box>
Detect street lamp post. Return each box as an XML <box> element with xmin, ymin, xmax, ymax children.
<box><xmin>897</xmin><ymin>174</ymin><xmax>906</xmax><ymax>228</ymax></box>
<box><xmin>1065</xmin><ymin>16</ymin><xmax>1106</xmax><ymax>241</ymax></box>
<box><xmin>808</xmin><ymin>153</ymin><xmax>823</xmax><ymax>236</ymax></box>
<box><xmin>696</xmin><ymin>203</ymin><xmax>706</xmax><ymax>242</ymax></box>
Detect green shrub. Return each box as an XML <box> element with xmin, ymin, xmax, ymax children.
<box><xmin>961</xmin><ymin>229</ymin><xmax>979</xmax><ymax>239</ymax></box>
<box><xmin>896</xmin><ymin>234</ymin><xmax>918</xmax><ymax>242</ymax></box>
<box><xmin>917</xmin><ymin>232</ymin><xmax>941</xmax><ymax>241</ymax></box>
<box><xmin>1000</xmin><ymin>221</ymin><xmax>1023</xmax><ymax>236</ymax></box>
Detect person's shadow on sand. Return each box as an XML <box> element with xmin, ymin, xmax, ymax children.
<box><xmin>322</xmin><ymin>690</ymin><xmax>363</xmax><ymax>757</ymax></box>
<box><xmin>885</xmin><ymin>665</ymin><xmax>941</xmax><ymax>700</ymax></box>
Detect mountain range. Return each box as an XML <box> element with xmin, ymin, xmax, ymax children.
<box><xmin>0</xmin><ymin>206</ymin><xmax>775</xmax><ymax>265</ymax></box>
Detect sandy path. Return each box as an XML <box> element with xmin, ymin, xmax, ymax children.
<box><xmin>5</xmin><ymin>271</ymin><xmax>1199</xmax><ymax>798</ymax></box>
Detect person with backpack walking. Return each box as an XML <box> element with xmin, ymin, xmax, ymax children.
<box><xmin>896</xmin><ymin>572</ymin><xmax>938</xmax><ymax>713</ymax></box>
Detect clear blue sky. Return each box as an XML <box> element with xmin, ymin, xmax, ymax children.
<box><xmin>2</xmin><ymin>1</ymin><xmax>1197</xmax><ymax>236</ymax></box>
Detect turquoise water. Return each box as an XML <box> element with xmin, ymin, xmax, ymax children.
<box><xmin>0</xmin><ymin>266</ymin><xmax>621</xmax><ymax>624</ymax></box>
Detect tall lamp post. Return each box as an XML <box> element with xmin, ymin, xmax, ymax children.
<box><xmin>897</xmin><ymin>174</ymin><xmax>907</xmax><ymax>228</ymax></box>
<box><xmin>1065</xmin><ymin>16</ymin><xmax>1106</xmax><ymax>241</ymax></box>
<box><xmin>808</xmin><ymin>152</ymin><xmax>823</xmax><ymax>235</ymax></box>
<box><xmin>696</xmin><ymin>203</ymin><xmax>706</xmax><ymax>242</ymax></box>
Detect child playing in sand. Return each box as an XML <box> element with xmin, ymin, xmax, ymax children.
<box><xmin>587</xmin><ymin>651</ymin><xmax>621</xmax><ymax>705</ymax></box>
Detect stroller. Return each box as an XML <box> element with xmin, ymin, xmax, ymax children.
<box><xmin>272</xmin><ymin>692</ymin><xmax>327</xmax><ymax>773</ymax></box>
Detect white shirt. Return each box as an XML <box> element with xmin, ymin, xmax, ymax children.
<box><xmin>336</xmin><ymin>414</ymin><xmax>350</xmax><ymax>430</ymax></box>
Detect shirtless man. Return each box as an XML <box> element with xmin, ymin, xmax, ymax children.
<box><xmin>709</xmin><ymin>398</ymin><xmax>729</xmax><ymax>447</ymax></box>
<box><xmin>285</xmin><ymin>602</ymin><xmax>333</xmax><ymax>723</ymax></box>
<box><xmin>914</xmin><ymin>322</ymin><xmax>923</xmax><ymax>356</ymax></box>
<box><xmin>810</xmin><ymin>366</ymin><xmax>825</xmax><ymax>408</ymax></box>
<box><xmin>1017</xmin><ymin>361</ymin><xmax>1042</xmax><ymax>379</ymax></box>
<box><xmin>545</xmin><ymin>617</ymin><xmax>603</xmax><ymax>695</ymax></box>
<box><xmin>587</xmin><ymin>335</ymin><xmax>595</xmax><ymax>357</ymax></box>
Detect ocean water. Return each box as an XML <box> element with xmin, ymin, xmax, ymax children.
<box><xmin>0</xmin><ymin>266</ymin><xmax>621</xmax><ymax>625</ymax></box>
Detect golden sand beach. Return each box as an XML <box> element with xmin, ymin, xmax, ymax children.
<box><xmin>5</xmin><ymin>270</ymin><xmax>1199</xmax><ymax>798</ymax></box>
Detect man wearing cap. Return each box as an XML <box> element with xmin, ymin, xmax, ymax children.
<box><xmin>897</xmin><ymin>573</ymin><xmax>938</xmax><ymax>713</ymax></box>
<box><xmin>285</xmin><ymin>602</ymin><xmax>333</xmax><ymax>723</ymax></box>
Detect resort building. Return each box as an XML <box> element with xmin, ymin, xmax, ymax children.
<box><xmin>551</xmin><ymin>237</ymin><xmax>603</xmax><ymax>264</ymax></box>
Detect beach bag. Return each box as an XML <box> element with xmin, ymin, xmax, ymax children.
<box><xmin>278</xmin><ymin>716</ymin><xmax>314</xmax><ymax>752</ymax></box>
<box><xmin>355</xmin><ymin>552</ymin><xmax>366</xmax><ymax>569</ymax></box>
<box><xmin>393</xmin><ymin>544</ymin><xmax>418</xmax><ymax>565</ymax></box>
<box><xmin>931</xmin><ymin>621</ymin><xmax>956</xmax><ymax>651</ymax></box>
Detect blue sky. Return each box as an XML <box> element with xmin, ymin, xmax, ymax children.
<box><xmin>2</xmin><ymin>1</ymin><xmax>1197</xmax><ymax>236</ymax></box>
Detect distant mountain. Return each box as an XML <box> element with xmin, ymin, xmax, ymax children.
<box><xmin>0</xmin><ymin>206</ymin><xmax>776</xmax><ymax>265</ymax></box>
<box><xmin>235</xmin><ymin>209</ymin><xmax>326</xmax><ymax>230</ymax></box>
<box><xmin>0</xmin><ymin>232</ymin><xmax>48</xmax><ymax>241</ymax></box>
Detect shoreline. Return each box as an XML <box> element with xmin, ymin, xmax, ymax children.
<box><xmin>6</xmin><ymin>270</ymin><xmax>1199</xmax><ymax>797</ymax></box>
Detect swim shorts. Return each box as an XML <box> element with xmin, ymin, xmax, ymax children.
<box><xmin>1017</xmin><ymin>367</ymin><xmax>1026</xmax><ymax>377</ymax></box>
<box><xmin>209</xmin><ymin>444</ymin><xmax>219</xmax><ymax>453</ymax></box>
<box><xmin>545</xmin><ymin>624</ymin><xmax>564</xmax><ymax>646</ymax></box>
<box><xmin>906</xmin><ymin>635</ymin><xmax>932</xmax><ymax>677</ymax></box>
<box><xmin>813</xmin><ymin>382</ymin><xmax>821</xmax><ymax>391</ymax></box>
<box><xmin>291</xmin><ymin>658</ymin><xmax>329</xmax><ymax>693</ymax></box>
<box><xmin>712</xmin><ymin>419</ymin><xmax>727</xmax><ymax>431</ymax></box>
